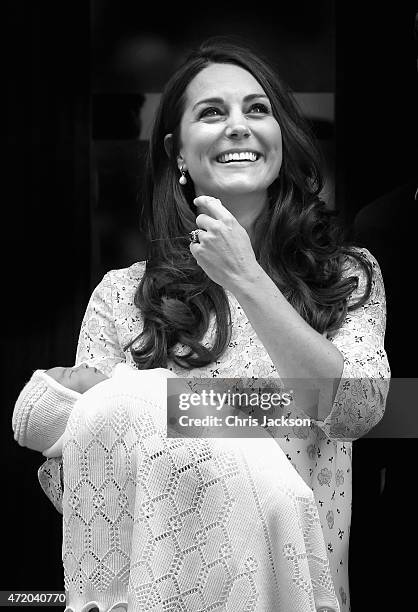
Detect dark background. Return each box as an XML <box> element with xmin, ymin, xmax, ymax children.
<box><xmin>3</xmin><ymin>1</ymin><xmax>417</xmax><ymax>609</ymax></box>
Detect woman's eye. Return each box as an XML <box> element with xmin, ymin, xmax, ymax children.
<box><xmin>248</xmin><ymin>103</ymin><xmax>269</xmax><ymax>114</ymax></box>
<box><xmin>200</xmin><ymin>107</ymin><xmax>222</xmax><ymax>118</ymax></box>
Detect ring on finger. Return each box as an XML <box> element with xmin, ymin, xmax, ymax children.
<box><xmin>189</xmin><ymin>229</ymin><xmax>203</xmax><ymax>244</ymax></box>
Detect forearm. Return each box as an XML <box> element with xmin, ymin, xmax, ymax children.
<box><xmin>231</xmin><ymin>264</ymin><xmax>344</xmax><ymax>384</ymax></box>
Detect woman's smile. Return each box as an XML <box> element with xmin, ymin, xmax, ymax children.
<box><xmin>215</xmin><ymin>149</ymin><xmax>261</xmax><ymax>164</ymax></box>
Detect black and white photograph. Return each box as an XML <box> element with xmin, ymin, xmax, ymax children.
<box><xmin>3</xmin><ymin>2</ymin><xmax>417</xmax><ymax>611</ymax></box>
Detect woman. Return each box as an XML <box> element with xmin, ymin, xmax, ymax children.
<box><xmin>37</xmin><ymin>38</ymin><xmax>389</xmax><ymax>611</ymax></box>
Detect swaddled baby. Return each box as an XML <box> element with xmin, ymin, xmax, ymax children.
<box><xmin>13</xmin><ymin>363</ymin><xmax>190</xmax><ymax>457</ymax></box>
<box><xmin>12</xmin><ymin>364</ymin><xmax>108</xmax><ymax>457</ymax></box>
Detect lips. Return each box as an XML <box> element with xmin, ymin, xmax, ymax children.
<box><xmin>216</xmin><ymin>150</ymin><xmax>261</xmax><ymax>163</ymax></box>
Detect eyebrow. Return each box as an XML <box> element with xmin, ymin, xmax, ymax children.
<box><xmin>193</xmin><ymin>94</ymin><xmax>269</xmax><ymax>111</ymax></box>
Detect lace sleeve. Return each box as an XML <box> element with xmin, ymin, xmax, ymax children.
<box><xmin>37</xmin><ymin>457</ymin><xmax>63</xmax><ymax>514</ymax></box>
<box><xmin>317</xmin><ymin>248</ymin><xmax>391</xmax><ymax>441</ymax></box>
<box><xmin>75</xmin><ymin>271</ymin><xmax>126</xmax><ymax>375</ymax></box>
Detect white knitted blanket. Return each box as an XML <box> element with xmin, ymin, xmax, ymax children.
<box><xmin>40</xmin><ymin>364</ymin><xmax>339</xmax><ymax>612</ymax></box>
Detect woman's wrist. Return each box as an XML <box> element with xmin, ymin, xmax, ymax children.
<box><xmin>228</xmin><ymin>261</ymin><xmax>265</xmax><ymax>296</ymax></box>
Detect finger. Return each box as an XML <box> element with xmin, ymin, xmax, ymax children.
<box><xmin>195</xmin><ymin>213</ymin><xmax>221</xmax><ymax>231</ymax></box>
<box><xmin>190</xmin><ymin>229</ymin><xmax>207</xmax><ymax>244</ymax></box>
<box><xmin>193</xmin><ymin>196</ymin><xmax>234</xmax><ymax>221</ymax></box>
<box><xmin>189</xmin><ymin>241</ymin><xmax>202</xmax><ymax>260</ymax></box>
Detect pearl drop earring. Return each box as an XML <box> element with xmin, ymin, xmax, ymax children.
<box><xmin>179</xmin><ymin>167</ymin><xmax>187</xmax><ymax>185</ymax></box>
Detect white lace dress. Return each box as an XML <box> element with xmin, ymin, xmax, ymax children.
<box><xmin>38</xmin><ymin>248</ymin><xmax>390</xmax><ymax>612</ymax></box>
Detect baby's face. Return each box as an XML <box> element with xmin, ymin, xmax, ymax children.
<box><xmin>46</xmin><ymin>364</ymin><xmax>108</xmax><ymax>393</ymax></box>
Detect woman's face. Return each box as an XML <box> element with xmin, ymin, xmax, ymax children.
<box><xmin>177</xmin><ymin>62</ymin><xmax>282</xmax><ymax>200</ymax></box>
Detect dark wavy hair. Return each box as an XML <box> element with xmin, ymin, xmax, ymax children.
<box><xmin>126</xmin><ymin>37</ymin><xmax>372</xmax><ymax>369</ymax></box>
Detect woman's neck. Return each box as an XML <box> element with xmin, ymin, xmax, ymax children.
<box><xmin>214</xmin><ymin>192</ymin><xmax>268</xmax><ymax>241</ymax></box>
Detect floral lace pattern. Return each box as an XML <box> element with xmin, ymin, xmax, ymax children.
<box><xmin>38</xmin><ymin>248</ymin><xmax>390</xmax><ymax>612</ymax></box>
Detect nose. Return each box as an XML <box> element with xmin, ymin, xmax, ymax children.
<box><xmin>225</xmin><ymin>111</ymin><xmax>251</xmax><ymax>139</ymax></box>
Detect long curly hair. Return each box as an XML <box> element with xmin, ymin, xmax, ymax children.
<box><xmin>126</xmin><ymin>37</ymin><xmax>372</xmax><ymax>369</ymax></box>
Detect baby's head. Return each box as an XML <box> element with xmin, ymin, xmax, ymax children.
<box><xmin>46</xmin><ymin>363</ymin><xmax>108</xmax><ymax>393</ymax></box>
<box><xmin>13</xmin><ymin>364</ymin><xmax>108</xmax><ymax>454</ymax></box>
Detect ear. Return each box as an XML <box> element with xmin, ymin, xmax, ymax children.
<box><xmin>164</xmin><ymin>134</ymin><xmax>186</xmax><ymax>169</ymax></box>
<box><xmin>164</xmin><ymin>134</ymin><xmax>174</xmax><ymax>159</ymax></box>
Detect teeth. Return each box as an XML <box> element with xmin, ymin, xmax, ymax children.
<box><xmin>217</xmin><ymin>151</ymin><xmax>258</xmax><ymax>163</ymax></box>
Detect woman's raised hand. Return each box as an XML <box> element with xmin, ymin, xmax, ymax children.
<box><xmin>190</xmin><ymin>195</ymin><xmax>260</xmax><ymax>291</ymax></box>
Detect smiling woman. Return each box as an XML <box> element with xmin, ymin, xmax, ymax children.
<box><xmin>20</xmin><ymin>36</ymin><xmax>389</xmax><ymax>612</ymax></box>
<box><xmin>167</xmin><ymin>63</ymin><xmax>283</xmax><ymax>220</ymax></box>
<box><xmin>131</xmin><ymin>38</ymin><xmax>376</xmax><ymax>372</ymax></box>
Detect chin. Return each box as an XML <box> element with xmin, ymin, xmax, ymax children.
<box><xmin>224</xmin><ymin>185</ymin><xmax>263</xmax><ymax>196</ymax></box>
